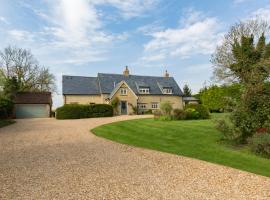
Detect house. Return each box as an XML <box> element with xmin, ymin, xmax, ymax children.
<box><xmin>14</xmin><ymin>92</ymin><xmax>52</xmax><ymax>118</ymax></box>
<box><xmin>183</xmin><ymin>96</ymin><xmax>200</xmax><ymax>107</ymax></box>
<box><xmin>62</xmin><ymin>67</ymin><xmax>184</xmax><ymax>115</ymax></box>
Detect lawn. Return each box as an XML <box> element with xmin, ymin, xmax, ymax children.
<box><xmin>92</xmin><ymin>114</ymin><xmax>270</xmax><ymax>177</ymax></box>
<box><xmin>0</xmin><ymin>120</ymin><xmax>15</xmax><ymax>128</ymax></box>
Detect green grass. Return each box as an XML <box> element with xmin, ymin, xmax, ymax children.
<box><xmin>92</xmin><ymin>114</ymin><xmax>270</xmax><ymax>177</ymax></box>
<box><xmin>0</xmin><ymin>119</ymin><xmax>15</xmax><ymax>128</ymax></box>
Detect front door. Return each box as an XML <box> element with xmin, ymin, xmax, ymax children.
<box><xmin>120</xmin><ymin>101</ymin><xmax>127</xmax><ymax>115</ymax></box>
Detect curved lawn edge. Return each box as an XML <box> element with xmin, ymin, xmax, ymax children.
<box><xmin>91</xmin><ymin>117</ymin><xmax>270</xmax><ymax>178</ymax></box>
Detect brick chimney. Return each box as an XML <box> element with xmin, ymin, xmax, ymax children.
<box><xmin>123</xmin><ymin>66</ymin><xmax>129</xmax><ymax>76</ymax></box>
<box><xmin>164</xmin><ymin>70</ymin><xmax>169</xmax><ymax>78</ymax></box>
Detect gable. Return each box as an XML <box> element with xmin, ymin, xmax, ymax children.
<box><xmin>109</xmin><ymin>81</ymin><xmax>138</xmax><ymax>99</ymax></box>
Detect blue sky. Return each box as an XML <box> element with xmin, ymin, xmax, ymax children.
<box><xmin>0</xmin><ymin>0</ymin><xmax>270</xmax><ymax>108</ymax></box>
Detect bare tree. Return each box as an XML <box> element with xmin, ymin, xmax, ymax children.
<box><xmin>0</xmin><ymin>46</ymin><xmax>55</xmax><ymax>92</ymax></box>
<box><xmin>211</xmin><ymin>18</ymin><xmax>270</xmax><ymax>83</ymax></box>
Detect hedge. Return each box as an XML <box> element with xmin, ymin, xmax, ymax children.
<box><xmin>0</xmin><ymin>97</ymin><xmax>14</xmax><ymax>119</ymax></box>
<box><xmin>185</xmin><ymin>104</ymin><xmax>210</xmax><ymax>119</ymax></box>
<box><xmin>56</xmin><ymin>104</ymin><xmax>113</xmax><ymax>119</ymax></box>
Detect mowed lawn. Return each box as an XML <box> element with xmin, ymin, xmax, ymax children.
<box><xmin>92</xmin><ymin>114</ymin><xmax>270</xmax><ymax>177</ymax></box>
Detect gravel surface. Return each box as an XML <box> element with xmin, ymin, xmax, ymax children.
<box><xmin>0</xmin><ymin>115</ymin><xmax>270</xmax><ymax>200</ymax></box>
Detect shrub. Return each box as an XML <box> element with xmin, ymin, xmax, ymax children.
<box><xmin>173</xmin><ymin>109</ymin><xmax>186</xmax><ymax>120</ymax></box>
<box><xmin>56</xmin><ymin>104</ymin><xmax>113</xmax><ymax>119</ymax></box>
<box><xmin>249</xmin><ymin>133</ymin><xmax>270</xmax><ymax>159</ymax></box>
<box><xmin>111</xmin><ymin>97</ymin><xmax>119</xmax><ymax>115</ymax></box>
<box><xmin>185</xmin><ymin>108</ymin><xmax>200</xmax><ymax>120</ymax></box>
<box><xmin>144</xmin><ymin>109</ymin><xmax>153</xmax><ymax>114</ymax></box>
<box><xmin>185</xmin><ymin>104</ymin><xmax>210</xmax><ymax>119</ymax></box>
<box><xmin>214</xmin><ymin>118</ymin><xmax>242</xmax><ymax>141</ymax></box>
<box><xmin>160</xmin><ymin>101</ymin><xmax>173</xmax><ymax>116</ymax></box>
<box><xmin>0</xmin><ymin>97</ymin><xmax>14</xmax><ymax>119</ymax></box>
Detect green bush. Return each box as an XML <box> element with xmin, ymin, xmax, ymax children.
<box><xmin>173</xmin><ymin>109</ymin><xmax>186</xmax><ymax>120</ymax></box>
<box><xmin>0</xmin><ymin>97</ymin><xmax>14</xmax><ymax>119</ymax></box>
<box><xmin>185</xmin><ymin>104</ymin><xmax>210</xmax><ymax>119</ymax></box>
<box><xmin>144</xmin><ymin>109</ymin><xmax>153</xmax><ymax>114</ymax></box>
<box><xmin>249</xmin><ymin>133</ymin><xmax>270</xmax><ymax>159</ymax></box>
<box><xmin>56</xmin><ymin>104</ymin><xmax>113</xmax><ymax>119</ymax></box>
<box><xmin>214</xmin><ymin>118</ymin><xmax>242</xmax><ymax>141</ymax></box>
<box><xmin>160</xmin><ymin>101</ymin><xmax>173</xmax><ymax>116</ymax></box>
<box><xmin>185</xmin><ymin>108</ymin><xmax>200</xmax><ymax>120</ymax></box>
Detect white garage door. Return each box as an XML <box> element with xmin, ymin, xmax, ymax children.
<box><xmin>16</xmin><ymin>104</ymin><xmax>49</xmax><ymax>118</ymax></box>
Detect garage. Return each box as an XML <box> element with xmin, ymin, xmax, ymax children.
<box><xmin>14</xmin><ymin>92</ymin><xmax>52</xmax><ymax>119</ymax></box>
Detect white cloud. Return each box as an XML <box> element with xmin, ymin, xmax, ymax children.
<box><xmin>142</xmin><ymin>9</ymin><xmax>224</xmax><ymax>62</ymax></box>
<box><xmin>92</xmin><ymin>0</ymin><xmax>158</xmax><ymax>19</ymax></box>
<box><xmin>250</xmin><ymin>6</ymin><xmax>270</xmax><ymax>23</ymax></box>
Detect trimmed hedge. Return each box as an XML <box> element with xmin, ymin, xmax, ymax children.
<box><xmin>56</xmin><ymin>104</ymin><xmax>113</xmax><ymax>119</ymax></box>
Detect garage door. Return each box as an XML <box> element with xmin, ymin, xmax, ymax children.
<box><xmin>16</xmin><ymin>104</ymin><xmax>49</xmax><ymax>118</ymax></box>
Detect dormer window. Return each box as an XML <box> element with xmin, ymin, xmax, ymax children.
<box><xmin>139</xmin><ymin>88</ymin><xmax>150</xmax><ymax>94</ymax></box>
<box><xmin>163</xmin><ymin>88</ymin><xmax>172</xmax><ymax>94</ymax></box>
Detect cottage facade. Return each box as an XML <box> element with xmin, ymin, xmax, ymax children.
<box><xmin>62</xmin><ymin>67</ymin><xmax>184</xmax><ymax>115</ymax></box>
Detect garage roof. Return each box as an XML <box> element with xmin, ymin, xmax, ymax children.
<box><xmin>15</xmin><ymin>92</ymin><xmax>52</xmax><ymax>104</ymax></box>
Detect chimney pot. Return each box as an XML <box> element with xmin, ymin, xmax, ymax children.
<box><xmin>164</xmin><ymin>70</ymin><xmax>169</xmax><ymax>78</ymax></box>
<box><xmin>123</xmin><ymin>66</ymin><xmax>129</xmax><ymax>76</ymax></box>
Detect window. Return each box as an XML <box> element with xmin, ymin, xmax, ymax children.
<box><xmin>90</xmin><ymin>102</ymin><xmax>95</xmax><ymax>105</ymax></box>
<box><xmin>70</xmin><ymin>102</ymin><xmax>78</xmax><ymax>104</ymax></box>
<box><xmin>163</xmin><ymin>88</ymin><xmax>172</xmax><ymax>94</ymax></box>
<box><xmin>120</xmin><ymin>88</ymin><xmax>127</xmax><ymax>95</ymax></box>
<box><xmin>138</xmin><ymin>103</ymin><xmax>147</xmax><ymax>109</ymax></box>
<box><xmin>151</xmin><ymin>103</ymin><xmax>158</xmax><ymax>109</ymax></box>
<box><xmin>139</xmin><ymin>88</ymin><xmax>150</xmax><ymax>94</ymax></box>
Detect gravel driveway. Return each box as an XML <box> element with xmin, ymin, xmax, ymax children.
<box><xmin>0</xmin><ymin>116</ymin><xmax>270</xmax><ymax>200</ymax></box>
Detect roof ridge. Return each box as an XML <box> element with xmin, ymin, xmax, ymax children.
<box><xmin>98</xmin><ymin>73</ymin><xmax>174</xmax><ymax>78</ymax></box>
<box><xmin>63</xmin><ymin>75</ymin><xmax>96</xmax><ymax>78</ymax></box>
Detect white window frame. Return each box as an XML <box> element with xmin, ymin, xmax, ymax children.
<box><xmin>139</xmin><ymin>88</ymin><xmax>150</xmax><ymax>94</ymax></box>
<box><xmin>120</xmin><ymin>88</ymin><xmax>127</xmax><ymax>95</ymax></box>
<box><xmin>163</xmin><ymin>88</ymin><xmax>172</xmax><ymax>94</ymax></box>
<box><xmin>151</xmin><ymin>103</ymin><xmax>159</xmax><ymax>109</ymax></box>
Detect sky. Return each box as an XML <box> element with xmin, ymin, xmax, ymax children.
<box><xmin>0</xmin><ymin>0</ymin><xmax>270</xmax><ymax>108</ymax></box>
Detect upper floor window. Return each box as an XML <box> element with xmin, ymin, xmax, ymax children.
<box><xmin>139</xmin><ymin>88</ymin><xmax>150</xmax><ymax>94</ymax></box>
<box><xmin>120</xmin><ymin>88</ymin><xmax>127</xmax><ymax>95</ymax></box>
<box><xmin>163</xmin><ymin>88</ymin><xmax>172</xmax><ymax>94</ymax></box>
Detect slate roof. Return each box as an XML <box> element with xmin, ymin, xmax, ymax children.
<box><xmin>62</xmin><ymin>73</ymin><xmax>183</xmax><ymax>96</ymax></box>
<box><xmin>62</xmin><ymin>75</ymin><xmax>100</xmax><ymax>95</ymax></box>
<box><xmin>15</xmin><ymin>92</ymin><xmax>52</xmax><ymax>104</ymax></box>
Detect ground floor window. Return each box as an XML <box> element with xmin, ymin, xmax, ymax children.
<box><xmin>138</xmin><ymin>103</ymin><xmax>147</xmax><ymax>109</ymax></box>
<box><xmin>151</xmin><ymin>102</ymin><xmax>159</xmax><ymax>109</ymax></box>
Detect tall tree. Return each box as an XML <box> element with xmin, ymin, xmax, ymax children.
<box><xmin>183</xmin><ymin>84</ymin><xmax>192</xmax><ymax>96</ymax></box>
<box><xmin>211</xmin><ymin>18</ymin><xmax>270</xmax><ymax>83</ymax></box>
<box><xmin>0</xmin><ymin>46</ymin><xmax>56</xmax><ymax>92</ymax></box>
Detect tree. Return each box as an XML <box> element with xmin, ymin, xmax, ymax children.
<box><xmin>183</xmin><ymin>84</ymin><xmax>192</xmax><ymax>96</ymax></box>
<box><xmin>0</xmin><ymin>46</ymin><xmax>55</xmax><ymax>92</ymax></box>
<box><xmin>199</xmin><ymin>84</ymin><xmax>242</xmax><ymax>112</ymax></box>
<box><xmin>214</xmin><ymin>30</ymin><xmax>270</xmax><ymax>143</ymax></box>
<box><xmin>3</xmin><ymin>77</ymin><xmax>20</xmax><ymax>100</ymax></box>
<box><xmin>211</xmin><ymin>18</ymin><xmax>270</xmax><ymax>83</ymax></box>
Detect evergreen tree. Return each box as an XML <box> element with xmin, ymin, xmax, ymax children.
<box><xmin>183</xmin><ymin>84</ymin><xmax>192</xmax><ymax>96</ymax></box>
